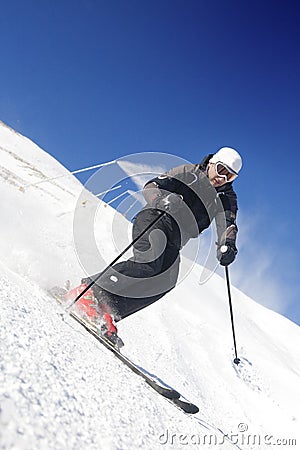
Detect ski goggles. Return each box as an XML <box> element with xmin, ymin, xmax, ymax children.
<box><xmin>214</xmin><ymin>162</ymin><xmax>238</xmax><ymax>183</ymax></box>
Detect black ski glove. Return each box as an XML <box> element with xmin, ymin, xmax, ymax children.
<box><xmin>217</xmin><ymin>243</ymin><xmax>237</xmax><ymax>266</ymax></box>
<box><xmin>155</xmin><ymin>193</ymin><xmax>184</xmax><ymax>214</ymax></box>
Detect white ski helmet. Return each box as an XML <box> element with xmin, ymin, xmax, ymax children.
<box><xmin>210</xmin><ymin>147</ymin><xmax>242</xmax><ymax>175</ymax></box>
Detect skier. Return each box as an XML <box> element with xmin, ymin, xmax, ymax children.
<box><xmin>65</xmin><ymin>147</ymin><xmax>242</xmax><ymax>347</ymax></box>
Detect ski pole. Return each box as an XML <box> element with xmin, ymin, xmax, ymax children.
<box><xmin>224</xmin><ymin>266</ymin><xmax>240</xmax><ymax>365</ymax></box>
<box><xmin>67</xmin><ymin>210</ymin><xmax>166</xmax><ymax>310</ymax></box>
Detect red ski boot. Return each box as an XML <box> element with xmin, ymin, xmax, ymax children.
<box><xmin>100</xmin><ymin>312</ymin><xmax>124</xmax><ymax>349</ymax></box>
<box><xmin>65</xmin><ymin>283</ymin><xmax>99</xmax><ymax>323</ymax></box>
<box><xmin>64</xmin><ymin>284</ymin><xmax>124</xmax><ymax>349</ymax></box>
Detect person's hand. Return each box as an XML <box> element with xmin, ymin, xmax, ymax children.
<box><xmin>155</xmin><ymin>193</ymin><xmax>184</xmax><ymax>214</ymax></box>
<box><xmin>217</xmin><ymin>244</ymin><xmax>237</xmax><ymax>266</ymax></box>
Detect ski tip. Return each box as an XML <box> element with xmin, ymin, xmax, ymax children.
<box><xmin>172</xmin><ymin>398</ymin><xmax>199</xmax><ymax>414</ymax></box>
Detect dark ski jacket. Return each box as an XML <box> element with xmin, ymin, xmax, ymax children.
<box><xmin>143</xmin><ymin>155</ymin><xmax>238</xmax><ymax>249</ymax></box>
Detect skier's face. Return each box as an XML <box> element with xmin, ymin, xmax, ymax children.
<box><xmin>207</xmin><ymin>163</ymin><xmax>228</xmax><ymax>187</ymax></box>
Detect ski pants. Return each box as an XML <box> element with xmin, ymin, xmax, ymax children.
<box><xmin>85</xmin><ymin>208</ymin><xmax>181</xmax><ymax>321</ymax></box>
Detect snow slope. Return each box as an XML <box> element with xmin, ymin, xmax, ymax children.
<box><xmin>0</xmin><ymin>120</ymin><xmax>300</xmax><ymax>449</ymax></box>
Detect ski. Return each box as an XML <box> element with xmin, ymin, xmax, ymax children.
<box><xmin>69</xmin><ymin>310</ymin><xmax>199</xmax><ymax>414</ymax></box>
<box><xmin>50</xmin><ymin>288</ymin><xmax>199</xmax><ymax>414</ymax></box>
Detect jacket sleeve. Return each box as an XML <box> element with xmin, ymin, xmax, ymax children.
<box><xmin>143</xmin><ymin>164</ymin><xmax>195</xmax><ymax>207</ymax></box>
<box><xmin>215</xmin><ymin>186</ymin><xmax>238</xmax><ymax>250</ymax></box>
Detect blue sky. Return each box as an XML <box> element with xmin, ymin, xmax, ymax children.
<box><xmin>1</xmin><ymin>0</ymin><xmax>299</xmax><ymax>325</ymax></box>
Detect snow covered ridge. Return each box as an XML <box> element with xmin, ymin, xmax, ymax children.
<box><xmin>0</xmin><ymin>120</ymin><xmax>300</xmax><ymax>449</ymax></box>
